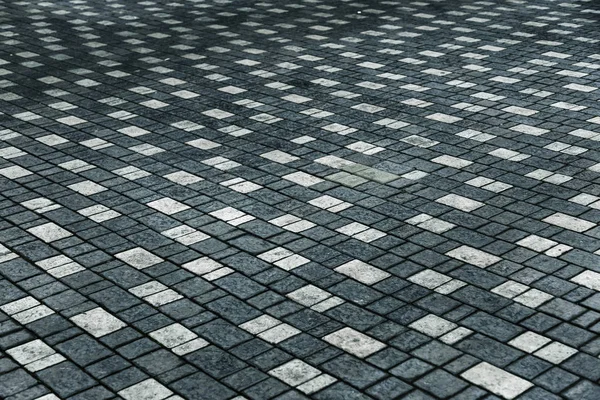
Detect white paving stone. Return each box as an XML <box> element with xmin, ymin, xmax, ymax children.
<box><xmin>261</xmin><ymin>150</ymin><xmax>299</xmax><ymax>164</ymax></box>
<box><xmin>461</xmin><ymin>362</ymin><xmax>533</xmax><ymax>399</ymax></box>
<box><xmin>27</xmin><ymin>223</ymin><xmax>71</xmax><ymax>243</ymax></box>
<box><xmin>240</xmin><ymin>315</ymin><xmax>281</xmax><ymax>334</ymax></box>
<box><xmin>68</xmin><ymin>180</ymin><xmax>107</xmax><ymax>195</ymax></box>
<box><xmin>7</xmin><ymin>340</ymin><xmax>57</xmax><ymax>366</ymax></box>
<box><xmin>147</xmin><ymin>197</ymin><xmax>190</xmax><ymax>215</ymax></box>
<box><xmin>508</xmin><ymin>332</ymin><xmax>551</xmax><ymax>353</ymax></box>
<box><xmin>35</xmin><ymin>395</ymin><xmax>61</xmax><ymax>400</ymax></box>
<box><xmin>130</xmin><ymin>281</ymin><xmax>169</xmax><ymax>298</ymax></box>
<box><xmin>287</xmin><ymin>285</ymin><xmax>331</xmax><ymax>306</ymax></box>
<box><xmin>269</xmin><ymin>359</ymin><xmax>321</xmax><ymax>386</ymax></box>
<box><xmin>534</xmin><ymin>342</ymin><xmax>577</xmax><ymax>364</ymax></box>
<box><xmin>510</xmin><ymin>124</ymin><xmax>548</xmax><ymax>136</ymax></box>
<box><xmin>0</xmin><ymin>296</ymin><xmax>39</xmax><ymax>315</ymax></box>
<box><xmin>308</xmin><ymin>195</ymin><xmax>344</xmax><ymax>209</ymax></box>
<box><xmin>431</xmin><ymin>155</ymin><xmax>472</xmax><ymax>168</ymax></box>
<box><xmin>446</xmin><ymin>245</ymin><xmax>501</xmax><ymax>268</ymax></box>
<box><xmin>353</xmin><ymin>228</ymin><xmax>386</xmax><ymax>243</ymax></box>
<box><xmin>284</xmin><ymin>220</ymin><xmax>316</xmax><ymax>233</ymax></box>
<box><xmin>409</xmin><ymin>315</ymin><xmax>457</xmax><ymax>337</ymax></box>
<box><xmin>492</xmin><ymin>281</ymin><xmax>529</xmax><ymax>298</ymax></box>
<box><xmin>337</xmin><ymin>222</ymin><xmax>369</xmax><ymax>236</ymax></box>
<box><xmin>334</xmin><ymin>260</ymin><xmax>390</xmax><ymax>285</ymax></box>
<box><xmin>427</xmin><ymin>113</ymin><xmax>462</xmax><ymax>123</ymax></box>
<box><xmin>543</xmin><ymin>212</ymin><xmax>595</xmax><ymax>232</ymax></box>
<box><xmin>70</xmin><ymin>307</ymin><xmax>126</xmax><ymax>337</ymax></box>
<box><xmin>514</xmin><ymin>289</ymin><xmax>553</xmax><ymax>308</ymax></box>
<box><xmin>0</xmin><ymin>165</ymin><xmax>33</xmax><ymax>178</ymax></box>
<box><xmin>116</xmin><ymin>248</ymin><xmax>163</xmax><ymax>269</ymax></box>
<box><xmin>436</xmin><ymin>194</ymin><xmax>484</xmax><ymax>212</ymax></box>
<box><xmin>323</xmin><ymin>327</ymin><xmax>386</xmax><ymax>358</ymax></box>
<box><xmin>144</xmin><ymin>290</ymin><xmax>182</xmax><ymax>307</ymax></box>
<box><xmin>118</xmin><ymin>379</ymin><xmax>173</xmax><ymax>400</ymax></box>
<box><xmin>149</xmin><ymin>323</ymin><xmax>197</xmax><ymax>348</ymax></box>
<box><xmin>436</xmin><ymin>280</ymin><xmax>467</xmax><ymax>294</ymax></box>
<box><xmin>187</xmin><ymin>138</ymin><xmax>221</xmax><ymax>150</ymax></box>
<box><xmin>258</xmin><ymin>247</ymin><xmax>294</xmax><ymax>262</ymax></box>
<box><xmin>297</xmin><ymin>374</ymin><xmax>336</xmax><ymax>394</ymax></box>
<box><xmin>283</xmin><ymin>171</ymin><xmax>323</xmax><ymax>187</ymax></box>
<box><xmin>311</xmin><ymin>297</ymin><xmax>344</xmax><ymax>312</ymax></box>
<box><xmin>182</xmin><ymin>257</ymin><xmax>223</xmax><ymax>275</ymax></box>
<box><xmin>274</xmin><ymin>254</ymin><xmax>310</xmax><ymax>271</ymax></box>
<box><xmin>408</xmin><ymin>270</ymin><xmax>452</xmax><ymax>289</ymax></box>
<box><xmin>210</xmin><ymin>207</ymin><xmax>246</xmax><ymax>221</ymax></box>
<box><xmin>172</xmin><ymin>338</ymin><xmax>209</xmax><ymax>355</ymax></box>
<box><xmin>163</xmin><ymin>171</ymin><xmax>203</xmax><ymax>185</ymax></box>
<box><xmin>258</xmin><ymin>323</ymin><xmax>301</xmax><ymax>343</ymax></box>
<box><xmin>12</xmin><ymin>305</ymin><xmax>55</xmax><ymax>324</ymax></box>
<box><xmin>118</xmin><ymin>126</ymin><xmax>150</xmax><ymax>137</ymax></box>
<box><xmin>402</xmin><ymin>135</ymin><xmax>439</xmax><ymax>148</ymax></box>
<box><xmin>517</xmin><ymin>235</ymin><xmax>557</xmax><ymax>252</ymax></box>
<box><xmin>571</xmin><ymin>270</ymin><xmax>600</xmax><ymax>291</ymax></box>
<box><xmin>440</xmin><ymin>327</ymin><xmax>473</xmax><ymax>345</ymax></box>
<box><xmin>37</xmin><ymin>134</ymin><xmax>69</xmax><ymax>146</ymax></box>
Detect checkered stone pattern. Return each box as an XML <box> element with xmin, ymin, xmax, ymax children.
<box><xmin>1</xmin><ymin>0</ymin><xmax>600</xmax><ymax>399</ymax></box>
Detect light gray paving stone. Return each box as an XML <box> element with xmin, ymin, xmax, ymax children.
<box><xmin>70</xmin><ymin>307</ymin><xmax>127</xmax><ymax>337</ymax></box>
<box><xmin>409</xmin><ymin>315</ymin><xmax>457</xmax><ymax>338</ymax></box>
<box><xmin>0</xmin><ymin>165</ymin><xmax>33</xmax><ymax>178</ymax></box>
<box><xmin>27</xmin><ymin>223</ymin><xmax>72</xmax><ymax>243</ymax></box>
<box><xmin>7</xmin><ymin>340</ymin><xmax>64</xmax><ymax>371</ymax></box>
<box><xmin>571</xmin><ymin>270</ymin><xmax>600</xmax><ymax>290</ymax></box>
<box><xmin>334</xmin><ymin>260</ymin><xmax>390</xmax><ymax>285</ymax></box>
<box><xmin>269</xmin><ymin>359</ymin><xmax>321</xmax><ymax>386</ymax></box>
<box><xmin>542</xmin><ymin>213</ymin><xmax>595</xmax><ymax>232</ymax></box>
<box><xmin>323</xmin><ymin>327</ymin><xmax>385</xmax><ymax>358</ymax></box>
<box><xmin>534</xmin><ymin>342</ymin><xmax>577</xmax><ymax>364</ymax></box>
<box><xmin>461</xmin><ymin>362</ymin><xmax>533</xmax><ymax>399</ymax></box>
<box><xmin>431</xmin><ymin>155</ymin><xmax>472</xmax><ymax>168</ymax></box>
<box><xmin>118</xmin><ymin>379</ymin><xmax>173</xmax><ymax>400</ymax></box>
<box><xmin>116</xmin><ymin>248</ymin><xmax>164</xmax><ymax>269</ymax></box>
<box><xmin>147</xmin><ymin>197</ymin><xmax>190</xmax><ymax>215</ymax></box>
<box><xmin>436</xmin><ymin>194</ymin><xmax>484</xmax><ymax>211</ymax></box>
<box><xmin>446</xmin><ymin>245</ymin><xmax>501</xmax><ymax>268</ymax></box>
<box><xmin>67</xmin><ymin>180</ymin><xmax>107</xmax><ymax>195</ymax></box>
<box><xmin>508</xmin><ymin>332</ymin><xmax>551</xmax><ymax>353</ymax></box>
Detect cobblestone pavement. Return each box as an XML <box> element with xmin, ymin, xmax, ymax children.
<box><xmin>1</xmin><ymin>0</ymin><xmax>600</xmax><ymax>399</ymax></box>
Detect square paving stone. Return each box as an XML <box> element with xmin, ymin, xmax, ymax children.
<box><xmin>55</xmin><ymin>334</ymin><xmax>112</xmax><ymax>366</ymax></box>
<box><xmin>321</xmin><ymin>354</ymin><xmax>386</xmax><ymax>389</ymax></box>
<box><xmin>172</xmin><ymin>371</ymin><xmax>236</xmax><ymax>400</ymax></box>
<box><xmin>3</xmin><ymin>0</ymin><xmax>600</xmax><ymax>398</ymax></box>
<box><xmin>415</xmin><ymin>369</ymin><xmax>468</xmax><ymax>398</ymax></box>
<box><xmin>37</xmin><ymin>362</ymin><xmax>97</xmax><ymax>397</ymax></box>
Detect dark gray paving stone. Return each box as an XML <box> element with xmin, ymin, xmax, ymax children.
<box><xmin>1</xmin><ymin>0</ymin><xmax>600</xmax><ymax>398</ymax></box>
<box><xmin>36</xmin><ymin>362</ymin><xmax>97</xmax><ymax>397</ymax></box>
<box><xmin>172</xmin><ymin>372</ymin><xmax>236</xmax><ymax>400</ymax></box>
<box><xmin>415</xmin><ymin>369</ymin><xmax>469</xmax><ymax>398</ymax></box>
<box><xmin>322</xmin><ymin>354</ymin><xmax>386</xmax><ymax>389</ymax></box>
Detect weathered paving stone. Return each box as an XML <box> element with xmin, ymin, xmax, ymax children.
<box><xmin>36</xmin><ymin>362</ymin><xmax>97</xmax><ymax>397</ymax></box>
<box><xmin>0</xmin><ymin>369</ymin><xmax>39</xmax><ymax>398</ymax></box>
<box><xmin>415</xmin><ymin>369</ymin><xmax>469</xmax><ymax>398</ymax></box>
<box><xmin>1</xmin><ymin>0</ymin><xmax>600</xmax><ymax>398</ymax></box>
<box><xmin>69</xmin><ymin>308</ymin><xmax>127</xmax><ymax>338</ymax></box>
<box><xmin>321</xmin><ymin>354</ymin><xmax>385</xmax><ymax>389</ymax></box>
<box><xmin>461</xmin><ymin>362</ymin><xmax>533</xmax><ymax>399</ymax></box>
<box><xmin>322</xmin><ymin>327</ymin><xmax>386</xmax><ymax>358</ymax></box>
